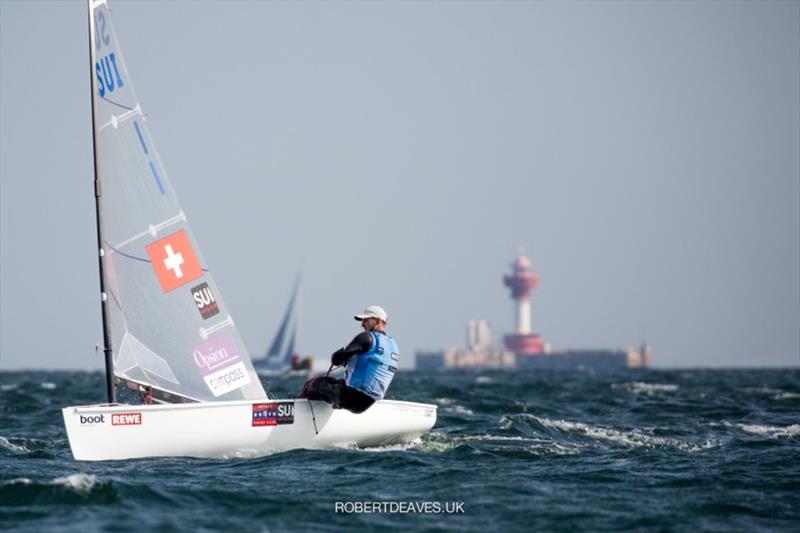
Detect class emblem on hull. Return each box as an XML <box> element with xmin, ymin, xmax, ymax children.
<box><xmin>252</xmin><ymin>402</ymin><xmax>294</xmax><ymax>426</ymax></box>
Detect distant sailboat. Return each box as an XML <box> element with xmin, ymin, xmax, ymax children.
<box><xmin>61</xmin><ymin>0</ymin><xmax>435</xmax><ymax>461</ymax></box>
<box><xmin>253</xmin><ymin>276</ymin><xmax>313</xmax><ymax>376</ymax></box>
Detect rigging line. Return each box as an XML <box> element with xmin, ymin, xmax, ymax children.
<box><xmin>308</xmin><ymin>400</ymin><xmax>319</xmax><ymax>436</ymax></box>
<box><xmin>107</xmin><ymin>285</ymin><xmax>130</xmax><ymax>322</ymax></box>
<box><xmin>104</xmin><ymin>240</ymin><xmax>209</xmax><ymax>272</ymax></box>
<box><xmin>101</xmin><ymin>95</ymin><xmax>136</xmax><ymax>111</ymax></box>
<box><xmin>104</xmin><ymin>241</ymin><xmax>150</xmax><ymax>264</ymax></box>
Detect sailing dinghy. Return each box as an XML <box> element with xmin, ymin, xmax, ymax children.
<box><xmin>253</xmin><ymin>276</ymin><xmax>313</xmax><ymax>377</ymax></box>
<box><xmin>62</xmin><ymin>0</ymin><xmax>436</xmax><ymax>461</ymax></box>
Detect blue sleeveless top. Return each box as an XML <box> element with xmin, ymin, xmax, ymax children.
<box><xmin>345</xmin><ymin>331</ymin><xmax>399</xmax><ymax>401</ymax></box>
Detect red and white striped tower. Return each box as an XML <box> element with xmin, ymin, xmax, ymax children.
<box><xmin>503</xmin><ymin>253</ymin><xmax>544</xmax><ymax>355</ymax></box>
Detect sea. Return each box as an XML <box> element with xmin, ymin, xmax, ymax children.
<box><xmin>1</xmin><ymin>368</ymin><xmax>798</xmax><ymax>532</ymax></box>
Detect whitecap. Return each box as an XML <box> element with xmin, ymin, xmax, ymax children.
<box><xmin>434</xmin><ymin>397</ymin><xmax>455</xmax><ymax>406</ymax></box>
<box><xmin>40</xmin><ymin>382</ymin><xmax>57</xmax><ymax>390</ymax></box>
<box><xmin>708</xmin><ymin>420</ymin><xmax>734</xmax><ymax>428</ymax></box>
<box><xmin>737</xmin><ymin>424</ymin><xmax>800</xmax><ymax>438</ymax></box>
<box><xmin>747</xmin><ymin>386</ymin><xmax>782</xmax><ymax>396</ymax></box>
<box><xmin>219</xmin><ymin>448</ymin><xmax>271</xmax><ymax>460</ymax></box>
<box><xmin>52</xmin><ymin>473</ymin><xmax>99</xmax><ymax>493</ymax></box>
<box><xmin>444</xmin><ymin>405</ymin><xmax>474</xmax><ymax>416</ymax></box>
<box><xmin>511</xmin><ymin>414</ymin><xmax>714</xmax><ymax>452</ymax></box>
<box><xmin>357</xmin><ymin>438</ymin><xmax>424</xmax><ymax>453</ymax></box>
<box><xmin>458</xmin><ymin>433</ymin><xmax>588</xmax><ymax>455</ymax></box>
<box><xmin>541</xmin><ymin>442</ymin><xmax>586</xmax><ymax>455</ymax></box>
<box><xmin>612</xmin><ymin>382</ymin><xmax>678</xmax><ymax>395</ymax></box>
<box><xmin>3</xmin><ymin>478</ymin><xmax>32</xmax><ymax>486</ymax></box>
<box><xmin>475</xmin><ymin>376</ymin><xmax>493</xmax><ymax>384</ymax></box>
<box><xmin>460</xmin><ymin>434</ymin><xmax>532</xmax><ymax>442</ymax></box>
<box><xmin>0</xmin><ymin>384</ymin><xmax>18</xmax><ymax>391</ymax></box>
<box><xmin>0</xmin><ymin>436</ymin><xmax>29</xmax><ymax>453</ymax></box>
<box><xmin>331</xmin><ymin>436</ymin><xmax>454</xmax><ymax>453</ymax></box>
<box><xmin>1</xmin><ymin>474</ymin><xmax>104</xmax><ymax>493</ymax></box>
<box><xmin>776</xmin><ymin>392</ymin><xmax>800</xmax><ymax>400</ymax></box>
<box><xmin>747</xmin><ymin>387</ymin><xmax>800</xmax><ymax>400</ymax></box>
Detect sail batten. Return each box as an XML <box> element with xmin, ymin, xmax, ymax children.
<box><xmin>90</xmin><ymin>1</ymin><xmax>266</xmax><ymax>402</ymax></box>
<box><xmin>99</xmin><ymin>106</ymin><xmax>141</xmax><ymax>131</ymax></box>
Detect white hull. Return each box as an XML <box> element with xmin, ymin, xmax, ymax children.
<box><xmin>62</xmin><ymin>398</ymin><xmax>436</xmax><ymax>461</ymax></box>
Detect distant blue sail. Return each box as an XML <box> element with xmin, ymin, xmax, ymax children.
<box><xmin>283</xmin><ymin>322</ymin><xmax>297</xmax><ymax>366</ymax></box>
<box><xmin>256</xmin><ymin>275</ymin><xmax>300</xmax><ymax>371</ymax></box>
<box><xmin>265</xmin><ymin>284</ymin><xmax>297</xmax><ymax>359</ymax></box>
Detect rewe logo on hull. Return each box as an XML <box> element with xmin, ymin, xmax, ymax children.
<box><xmin>111</xmin><ymin>413</ymin><xmax>142</xmax><ymax>426</ymax></box>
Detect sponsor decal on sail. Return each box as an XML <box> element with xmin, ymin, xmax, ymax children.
<box><xmin>252</xmin><ymin>402</ymin><xmax>295</xmax><ymax>426</ymax></box>
<box><xmin>190</xmin><ymin>282</ymin><xmax>219</xmax><ymax>319</ymax></box>
<box><xmin>111</xmin><ymin>412</ymin><xmax>142</xmax><ymax>426</ymax></box>
<box><xmin>192</xmin><ymin>332</ymin><xmax>252</xmax><ymax>397</ymax></box>
<box><xmin>145</xmin><ymin>230</ymin><xmax>203</xmax><ymax>293</ymax></box>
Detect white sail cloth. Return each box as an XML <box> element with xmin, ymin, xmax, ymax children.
<box><xmin>90</xmin><ymin>1</ymin><xmax>265</xmax><ymax>402</ymax></box>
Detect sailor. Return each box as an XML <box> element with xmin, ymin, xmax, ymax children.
<box><xmin>299</xmin><ymin>305</ymin><xmax>399</xmax><ymax>413</ymax></box>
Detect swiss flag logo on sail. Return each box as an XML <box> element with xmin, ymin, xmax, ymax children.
<box><xmin>146</xmin><ymin>230</ymin><xmax>203</xmax><ymax>293</ymax></box>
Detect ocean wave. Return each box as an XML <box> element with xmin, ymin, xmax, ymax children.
<box><xmin>406</xmin><ymin>431</ymin><xmax>584</xmax><ymax>456</ymax></box>
<box><xmin>475</xmin><ymin>376</ymin><xmax>493</xmax><ymax>384</ymax></box>
<box><xmin>1</xmin><ymin>473</ymin><xmax>101</xmax><ymax>493</ymax></box>
<box><xmin>0</xmin><ymin>436</ymin><xmax>29</xmax><ymax>454</ymax></box>
<box><xmin>737</xmin><ymin>424</ymin><xmax>800</xmax><ymax>438</ymax></box>
<box><xmin>0</xmin><ymin>473</ymin><xmax>117</xmax><ymax>506</ymax></box>
<box><xmin>775</xmin><ymin>392</ymin><xmax>800</xmax><ymax>400</ymax></box>
<box><xmin>443</xmin><ymin>404</ymin><xmax>474</xmax><ymax>416</ymax></box>
<box><xmin>353</xmin><ymin>438</ymin><xmax>424</xmax><ymax>453</ymax></box>
<box><xmin>0</xmin><ymin>384</ymin><xmax>18</xmax><ymax>391</ymax></box>
<box><xmin>463</xmin><ymin>432</ymin><xmax>586</xmax><ymax>455</ymax></box>
<box><xmin>612</xmin><ymin>382</ymin><xmax>679</xmax><ymax>395</ymax></box>
<box><xmin>40</xmin><ymin>382</ymin><xmax>57</xmax><ymax>390</ymax></box>
<box><xmin>51</xmin><ymin>473</ymin><xmax>100</xmax><ymax>493</ymax></box>
<box><xmin>328</xmin><ymin>436</ymin><xmax>452</xmax><ymax>454</ymax></box>
<box><xmin>501</xmin><ymin>414</ymin><xmax>715</xmax><ymax>452</ymax></box>
<box><xmin>460</xmin><ymin>434</ymin><xmax>532</xmax><ymax>442</ymax></box>
<box><xmin>746</xmin><ymin>387</ymin><xmax>800</xmax><ymax>400</ymax></box>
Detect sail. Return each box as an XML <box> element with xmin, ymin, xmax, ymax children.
<box><xmin>255</xmin><ymin>277</ymin><xmax>299</xmax><ymax>371</ymax></box>
<box><xmin>89</xmin><ymin>1</ymin><xmax>266</xmax><ymax>402</ymax></box>
<box><xmin>264</xmin><ymin>277</ymin><xmax>299</xmax><ymax>360</ymax></box>
<box><xmin>283</xmin><ymin>323</ymin><xmax>297</xmax><ymax>367</ymax></box>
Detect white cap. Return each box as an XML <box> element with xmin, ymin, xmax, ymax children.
<box><xmin>354</xmin><ymin>305</ymin><xmax>388</xmax><ymax>323</ymax></box>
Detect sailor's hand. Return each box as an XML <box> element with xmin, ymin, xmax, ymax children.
<box><xmin>331</xmin><ymin>348</ymin><xmax>347</xmax><ymax>366</ymax></box>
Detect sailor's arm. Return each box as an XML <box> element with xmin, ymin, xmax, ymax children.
<box><xmin>331</xmin><ymin>332</ymin><xmax>373</xmax><ymax>366</ymax></box>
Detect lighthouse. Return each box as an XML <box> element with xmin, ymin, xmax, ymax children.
<box><xmin>503</xmin><ymin>253</ymin><xmax>544</xmax><ymax>355</ymax></box>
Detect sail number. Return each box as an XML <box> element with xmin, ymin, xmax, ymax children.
<box><xmin>95</xmin><ymin>11</ymin><xmax>110</xmax><ymax>51</ymax></box>
<box><xmin>96</xmin><ymin>53</ymin><xmax>124</xmax><ymax>98</ymax></box>
<box><xmin>94</xmin><ymin>9</ymin><xmax>123</xmax><ymax>98</ymax></box>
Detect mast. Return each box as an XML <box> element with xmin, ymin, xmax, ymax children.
<box><xmin>87</xmin><ymin>0</ymin><xmax>115</xmax><ymax>403</ymax></box>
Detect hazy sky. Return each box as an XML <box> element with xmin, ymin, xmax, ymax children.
<box><xmin>1</xmin><ymin>0</ymin><xmax>798</xmax><ymax>371</ymax></box>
